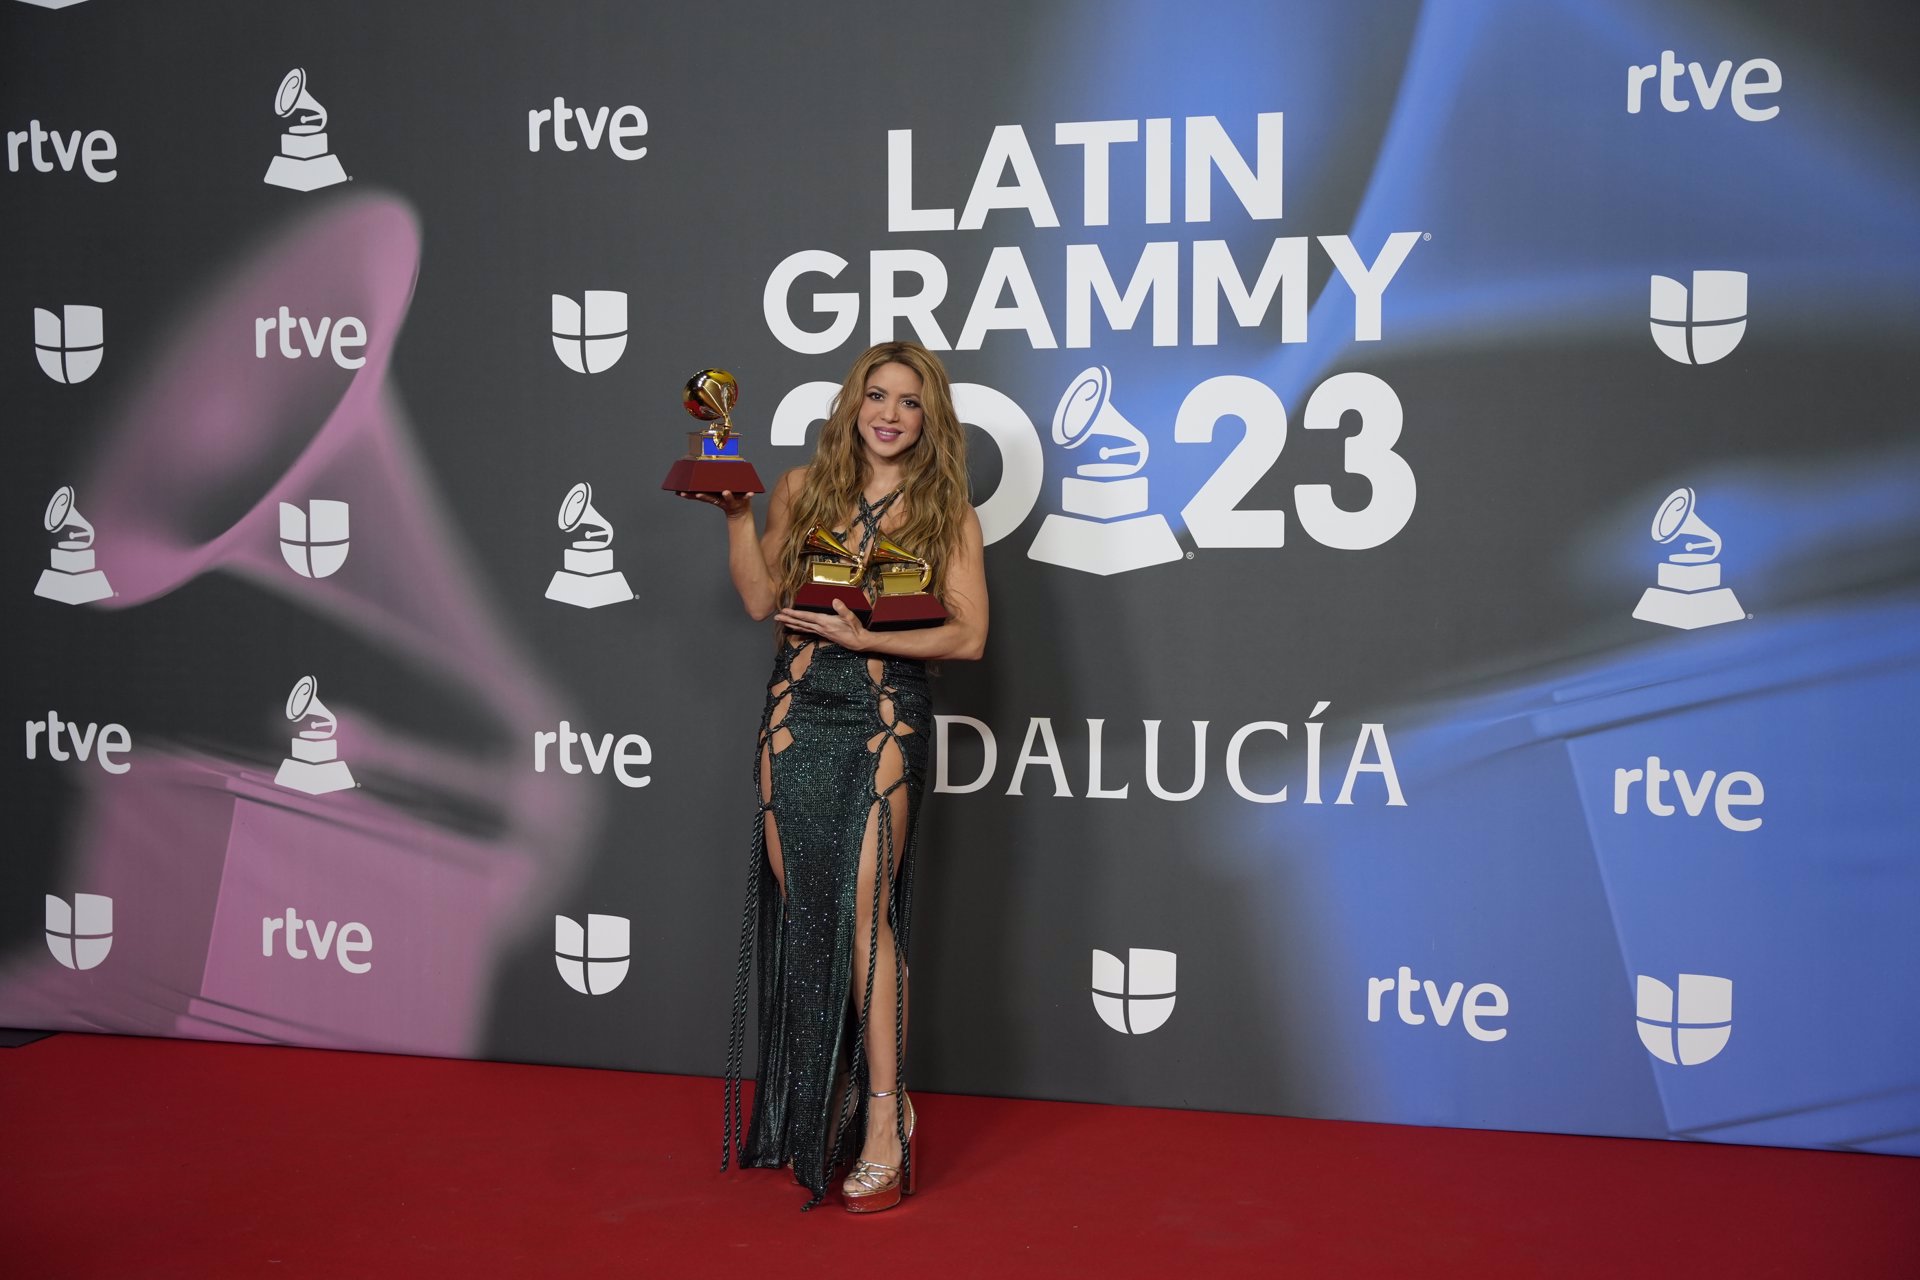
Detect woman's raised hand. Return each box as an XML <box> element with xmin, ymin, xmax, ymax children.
<box><xmin>677</xmin><ymin>489</ymin><xmax>753</xmax><ymax>520</ymax></box>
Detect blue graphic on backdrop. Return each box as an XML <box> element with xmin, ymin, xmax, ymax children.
<box><xmin>1036</xmin><ymin>0</ymin><xmax>1920</xmax><ymax>533</ymax></box>
<box><xmin>1236</xmin><ymin>594</ymin><xmax>1920</xmax><ymax>1154</ymax></box>
<box><xmin>1038</xmin><ymin>0</ymin><xmax>1920</xmax><ymax>1154</ymax></box>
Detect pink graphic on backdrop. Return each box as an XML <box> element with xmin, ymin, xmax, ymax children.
<box><xmin>0</xmin><ymin>195</ymin><xmax>593</xmax><ymax>1056</ymax></box>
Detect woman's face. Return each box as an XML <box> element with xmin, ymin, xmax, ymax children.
<box><xmin>856</xmin><ymin>361</ymin><xmax>925</xmax><ymax>465</ymax></box>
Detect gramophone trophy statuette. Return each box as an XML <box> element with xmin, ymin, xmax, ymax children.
<box><xmin>661</xmin><ymin>368</ymin><xmax>766</xmax><ymax>495</ymax></box>
<box><xmin>792</xmin><ymin>526</ymin><xmax>871</xmax><ymax>616</ymax></box>
<box><xmin>865</xmin><ymin>536</ymin><xmax>948</xmax><ymax>630</ymax></box>
<box><xmin>1631</xmin><ymin>486</ymin><xmax>1744</xmax><ymax>630</ymax></box>
<box><xmin>264</xmin><ymin>68</ymin><xmax>349</xmax><ymax>192</ymax></box>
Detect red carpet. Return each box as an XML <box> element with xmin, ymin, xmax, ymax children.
<box><xmin>2</xmin><ymin>1034</ymin><xmax>1915</xmax><ymax>1278</ymax></box>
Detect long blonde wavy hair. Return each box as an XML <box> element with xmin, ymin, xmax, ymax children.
<box><xmin>775</xmin><ymin>342</ymin><xmax>971</xmax><ymax>605</ymax></box>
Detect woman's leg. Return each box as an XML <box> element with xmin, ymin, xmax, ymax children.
<box><xmin>727</xmin><ymin>648</ymin><xmax>809</xmax><ymax>1172</ymax></box>
<box><xmin>760</xmin><ymin>644</ymin><xmax>810</xmax><ymax>899</ymax></box>
<box><xmin>848</xmin><ymin>669</ymin><xmax>916</xmax><ymax>1175</ymax></box>
<box><xmin>760</xmin><ymin>735</ymin><xmax>786</xmax><ymax>897</ymax></box>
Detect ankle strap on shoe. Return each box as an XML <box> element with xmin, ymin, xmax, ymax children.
<box><xmin>867</xmin><ymin>1088</ymin><xmax>899</xmax><ymax>1099</ymax></box>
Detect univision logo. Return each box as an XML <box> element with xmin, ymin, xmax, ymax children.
<box><xmin>1635</xmin><ymin>973</ymin><xmax>1732</xmax><ymax>1066</ymax></box>
<box><xmin>555</xmin><ymin>913</ymin><xmax>630</xmax><ymax>995</ymax></box>
<box><xmin>551</xmin><ymin>291</ymin><xmax>627</xmax><ymax>374</ymax></box>
<box><xmin>45</xmin><ymin>893</ymin><xmax>112</xmax><ymax>970</ymax></box>
<box><xmin>34</xmin><ymin>305</ymin><xmax>102</xmax><ymax>384</ymax></box>
<box><xmin>279</xmin><ymin>500</ymin><xmax>350</xmax><ymax>578</ymax></box>
<box><xmin>1649</xmin><ymin>271</ymin><xmax>1746</xmax><ymax>365</ymax></box>
<box><xmin>1091</xmin><ymin>947</ymin><xmax>1176</xmax><ymax>1034</ymax></box>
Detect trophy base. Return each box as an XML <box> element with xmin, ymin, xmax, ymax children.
<box><xmin>1027</xmin><ymin>512</ymin><xmax>1183</xmax><ymax>576</ymax></box>
<box><xmin>264</xmin><ymin>154</ymin><xmax>348</xmax><ymax>192</ymax></box>
<box><xmin>793</xmin><ymin>582</ymin><xmax>871</xmax><ymax>615</ymax></box>
<box><xmin>868</xmin><ymin>593</ymin><xmax>948</xmax><ymax>630</ymax></box>
<box><xmin>273</xmin><ymin>758</ymin><xmax>357</xmax><ymax>796</ymax></box>
<box><xmin>1632</xmin><ymin>586</ymin><xmax>1745</xmax><ymax>630</ymax></box>
<box><xmin>663</xmin><ymin>458</ymin><xmax>765</xmax><ymax>495</ymax></box>
<box><xmin>35</xmin><ymin>569</ymin><xmax>113</xmax><ymax>605</ymax></box>
<box><xmin>545</xmin><ymin>570</ymin><xmax>634</xmax><ymax>609</ymax></box>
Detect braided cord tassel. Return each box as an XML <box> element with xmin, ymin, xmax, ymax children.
<box><xmin>721</xmin><ymin>737</ymin><xmax>769</xmax><ymax>1170</ymax></box>
<box><xmin>724</xmin><ymin>649</ymin><xmax>795</xmax><ymax>1172</ymax></box>
<box><xmin>881</xmin><ymin>747</ymin><xmax>909</xmax><ymax>1193</ymax></box>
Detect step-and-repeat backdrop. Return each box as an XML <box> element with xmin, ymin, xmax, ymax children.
<box><xmin>5</xmin><ymin>0</ymin><xmax>1916</xmax><ymax>1156</ymax></box>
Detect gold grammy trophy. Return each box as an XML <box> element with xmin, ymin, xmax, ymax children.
<box><xmin>865</xmin><ymin>536</ymin><xmax>948</xmax><ymax>630</ymax></box>
<box><xmin>792</xmin><ymin>527</ymin><xmax>871</xmax><ymax>615</ymax></box>
<box><xmin>662</xmin><ymin>369</ymin><xmax>766</xmax><ymax>495</ymax></box>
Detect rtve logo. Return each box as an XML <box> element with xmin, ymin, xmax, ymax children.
<box><xmin>1367</xmin><ymin>965</ymin><xmax>1509</xmax><ymax>1042</ymax></box>
<box><xmin>532</xmin><ymin>722</ymin><xmax>652</xmax><ymax>788</ymax></box>
<box><xmin>6</xmin><ymin>120</ymin><xmax>116</xmax><ymax>181</ymax></box>
<box><xmin>1636</xmin><ymin>973</ymin><xmax>1732</xmax><ymax>1066</ymax></box>
<box><xmin>1613</xmin><ymin>756</ymin><xmax>1763</xmax><ymax>832</ymax></box>
<box><xmin>279</xmin><ymin>500</ymin><xmax>350</xmax><ymax>578</ymax></box>
<box><xmin>551</xmin><ymin>292</ymin><xmax>627</xmax><ymax>374</ymax></box>
<box><xmin>1628</xmin><ymin>52</ymin><xmax>1781</xmax><ymax>121</ymax></box>
<box><xmin>256</xmin><ymin>307</ymin><xmax>368</xmax><ymax>368</ymax></box>
<box><xmin>527</xmin><ymin>99</ymin><xmax>649</xmax><ymax>159</ymax></box>
<box><xmin>25</xmin><ymin>710</ymin><xmax>131</xmax><ymax>774</ymax></box>
<box><xmin>45</xmin><ymin>893</ymin><xmax>112</xmax><ymax>970</ymax></box>
<box><xmin>1650</xmin><ymin>271</ymin><xmax>1746</xmax><ymax>365</ymax></box>
<box><xmin>262</xmin><ymin>908</ymin><xmax>372</xmax><ymax>974</ymax></box>
<box><xmin>1091</xmin><ymin>947</ymin><xmax>1176</xmax><ymax>1034</ymax></box>
<box><xmin>35</xmin><ymin>305</ymin><xmax>103</xmax><ymax>383</ymax></box>
<box><xmin>555</xmin><ymin>914</ymin><xmax>630</xmax><ymax>995</ymax></box>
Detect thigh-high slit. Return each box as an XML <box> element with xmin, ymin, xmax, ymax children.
<box><xmin>721</xmin><ymin>634</ymin><xmax>930</xmax><ymax>1208</ymax></box>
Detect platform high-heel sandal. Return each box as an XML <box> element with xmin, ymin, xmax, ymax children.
<box><xmin>841</xmin><ymin>1088</ymin><xmax>915</xmax><ymax>1213</ymax></box>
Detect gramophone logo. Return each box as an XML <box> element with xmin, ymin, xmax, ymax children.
<box><xmin>34</xmin><ymin>305</ymin><xmax>102</xmax><ymax>384</ymax></box>
<box><xmin>551</xmin><ymin>291</ymin><xmax>627</xmax><ymax>374</ymax></box>
<box><xmin>34</xmin><ymin>485</ymin><xmax>112</xmax><ymax>604</ymax></box>
<box><xmin>1636</xmin><ymin>973</ymin><xmax>1733</xmax><ymax>1066</ymax></box>
<box><xmin>263</xmin><ymin>68</ymin><xmax>348</xmax><ymax>191</ymax></box>
<box><xmin>1091</xmin><ymin>947</ymin><xmax>1177</xmax><ymax>1035</ymax></box>
<box><xmin>544</xmin><ymin>481</ymin><xmax>633</xmax><ymax>608</ymax></box>
<box><xmin>1650</xmin><ymin>271</ymin><xmax>1747</xmax><ymax>365</ymax></box>
<box><xmin>272</xmin><ymin>676</ymin><xmax>357</xmax><ymax>795</ymax></box>
<box><xmin>1028</xmin><ymin>367</ymin><xmax>1182</xmax><ymax>576</ymax></box>
<box><xmin>555</xmin><ymin>913</ymin><xmax>631</xmax><ymax>995</ymax></box>
<box><xmin>45</xmin><ymin>893</ymin><xmax>112</xmax><ymax>971</ymax></box>
<box><xmin>279</xmin><ymin>500</ymin><xmax>350</xmax><ymax>578</ymax></box>
<box><xmin>1631</xmin><ymin>487</ymin><xmax>1745</xmax><ymax>630</ymax></box>
<box><xmin>16</xmin><ymin>1</ymin><xmax>93</xmax><ymax>8</ymax></box>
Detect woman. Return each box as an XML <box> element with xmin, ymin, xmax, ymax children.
<box><xmin>683</xmin><ymin>341</ymin><xmax>988</xmax><ymax>1211</ymax></box>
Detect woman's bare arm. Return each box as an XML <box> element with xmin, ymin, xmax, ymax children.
<box><xmin>681</xmin><ymin>466</ymin><xmax>803</xmax><ymax>621</ymax></box>
<box><xmin>773</xmin><ymin>506</ymin><xmax>989</xmax><ymax>661</ymax></box>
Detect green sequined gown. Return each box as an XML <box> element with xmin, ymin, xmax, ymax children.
<box><xmin>722</xmin><ymin>492</ymin><xmax>930</xmax><ymax>1207</ymax></box>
